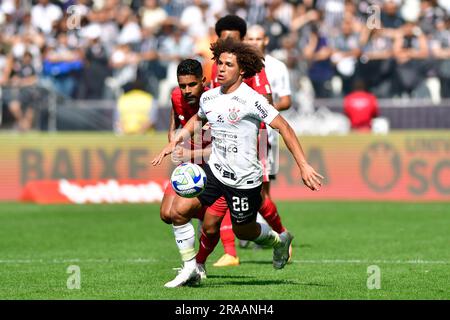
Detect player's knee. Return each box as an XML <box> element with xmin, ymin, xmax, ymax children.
<box><xmin>202</xmin><ymin>221</ymin><xmax>220</xmax><ymax>238</ymax></box>
<box><xmin>160</xmin><ymin>208</ymin><xmax>172</xmax><ymax>224</ymax></box>
<box><xmin>170</xmin><ymin>207</ymin><xmax>189</xmax><ymax>225</ymax></box>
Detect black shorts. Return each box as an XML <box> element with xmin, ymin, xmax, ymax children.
<box><xmin>198</xmin><ymin>164</ymin><xmax>262</xmax><ymax>225</ymax></box>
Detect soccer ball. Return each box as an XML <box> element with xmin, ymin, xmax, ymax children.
<box><xmin>170</xmin><ymin>163</ymin><xmax>207</xmax><ymax>198</ymax></box>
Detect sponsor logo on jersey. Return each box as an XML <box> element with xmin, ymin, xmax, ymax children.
<box><xmin>202</xmin><ymin>94</ymin><xmax>219</xmax><ymax>103</ymax></box>
<box><xmin>231</xmin><ymin>96</ymin><xmax>246</xmax><ymax>105</ymax></box>
<box><xmin>217</xmin><ymin>114</ymin><xmax>224</xmax><ymax>123</ymax></box>
<box><xmin>214</xmin><ymin>163</ymin><xmax>237</xmax><ymax>181</ymax></box>
<box><xmin>227</xmin><ymin>107</ymin><xmax>241</xmax><ymax>124</ymax></box>
<box><xmin>255</xmin><ymin>101</ymin><xmax>268</xmax><ymax>119</ymax></box>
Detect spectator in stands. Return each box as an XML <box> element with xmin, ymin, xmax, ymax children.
<box><xmin>158</xmin><ymin>21</ymin><xmax>195</xmax><ymax>106</ymax></box>
<box><xmin>107</xmin><ymin>42</ymin><xmax>140</xmax><ymax>98</ymax></box>
<box><xmin>261</xmin><ymin>3</ymin><xmax>290</xmax><ymax>52</ymax></box>
<box><xmin>316</xmin><ymin>0</ymin><xmax>345</xmax><ymax>36</ymax></box>
<box><xmin>136</xmin><ymin>27</ymin><xmax>165</xmax><ymax>97</ymax></box>
<box><xmin>303</xmin><ymin>21</ymin><xmax>334</xmax><ymax>98</ymax></box>
<box><xmin>380</xmin><ymin>0</ymin><xmax>404</xmax><ymax>35</ymax></box>
<box><xmin>430</xmin><ymin>17</ymin><xmax>450</xmax><ymax>98</ymax></box>
<box><xmin>418</xmin><ymin>0</ymin><xmax>446</xmax><ymax>36</ymax></box>
<box><xmin>116</xmin><ymin>5</ymin><xmax>142</xmax><ymax>47</ymax></box>
<box><xmin>42</xmin><ymin>32</ymin><xmax>83</xmax><ymax>98</ymax></box>
<box><xmin>358</xmin><ymin>28</ymin><xmax>396</xmax><ymax>98</ymax></box>
<box><xmin>330</xmin><ymin>16</ymin><xmax>361</xmax><ymax>96</ymax></box>
<box><xmin>393</xmin><ymin>21</ymin><xmax>430</xmax><ymax>98</ymax></box>
<box><xmin>4</xmin><ymin>51</ymin><xmax>41</xmax><ymax>131</ymax></box>
<box><xmin>343</xmin><ymin>80</ymin><xmax>379</xmax><ymax>131</ymax></box>
<box><xmin>77</xmin><ymin>24</ymin><xmax>111</xmax><ymax>99</ymax></box>
<box><xmin>31</xmin><ymin>0</ymin><xmax>63</xmax><ymax>35</ymax></box>
<box><xmin>267</xmin><ymin>0</ymin><xmax>295</xmax><ymax>31</ymax></box>
<box><xmin>179</xmin><ymin>0</ymin><xmax>212</xmax><ymax>40</ymax></box>
<box><xmin>114</xmin><ymin>80</ymin><xmax>158</xmax><ymax>135</ymax></box>
<box><xmin>140</xmin><ymin>0</ymin><xmax>168</xmax><ymax>32</ymax></box>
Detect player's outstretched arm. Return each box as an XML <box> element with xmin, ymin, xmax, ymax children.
<box><xmin>269</xmin><ymin>115</ymin><xmax>324</xmax><ymax>191</ymax></box>
<box><xmin>151</xmin><ymin>114</ymin><xmax>203</xmax><ymax>166</ymax></box>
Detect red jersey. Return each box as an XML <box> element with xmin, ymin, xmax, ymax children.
<box><xmin>170</xmin><ymin>86</ymin><xmax>211</xmax><ymax>154</ymax></box>
<box><xmin>210</xmin><ymin>62</ymin><xmax>272</xmax><ymax>95</ymax></box>
<box><xmin>171</xmin><ymin>86</ymin><xmax>209</xmax><ymax>127</ymax></box>
<box><xmin>344</xmin><ymin>91</ymin><xmax>379</xmax><ymax>130</ymax></box>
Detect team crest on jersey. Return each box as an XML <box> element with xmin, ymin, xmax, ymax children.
<box><xmin>227</xmin><ymin>107</ymin><xmax>241</xmax><ymax>124</ymax></box>
<box><xmin>178</xmin><ymin>115</ymin><xmax>185</xmax><ymax>121</ymax></box>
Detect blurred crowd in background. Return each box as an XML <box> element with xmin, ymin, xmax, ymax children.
<box><xmin>1</xmin><ymin>0</ymin><xmax>450</xmax><ymax>132</ymax></box>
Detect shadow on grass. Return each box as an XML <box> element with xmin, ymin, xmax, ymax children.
<box><xmin>239</xmin><ymin>260</ymin><xmax>273</xmax><ymax>265</ymax></box>
<box><xmin>205</xmin><ymin>279</ymin><xmax>297</xmax><ymax>287</ymax></box>
<box><xmin>207</xmin><ymin>275</ymin><xmax>255</xmax><ymax>279</ymax></box>
<box><xmin>239</xmin><ymin>243</ymin><xmax>313</xmax><ymax>251</ymax></box>
<box><xmin>204</xmin><ymin>279</ymin><xmax>330</xmax><ymax>288</ymax></box>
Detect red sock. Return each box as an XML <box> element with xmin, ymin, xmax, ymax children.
<box><xmin>259</xmin><ymin>197</ymin><xmax>285</xmax><ymax>234</ymax></box>
<box><xmin>196</xmin><ymin>230</ymin><xmax>220</xmax><ymax>264</ymax></box>
<box><xmin>220</xmin><ymin>210</ymin><xmax>236</xmax><ymax>257</ymax></box>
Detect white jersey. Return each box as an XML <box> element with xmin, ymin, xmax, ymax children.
<box><xmin>264</xmin><ymin>54</ymin><xmax>292</xmax><ymax>176</ymax></box>
<box><xmin>264</xmin><ymin>54</ymin><xmax>291</xmax><ymax>103</ymax></box>
<box><xmin>198</xmin><ymin>82</ymin><xmax>279</xmax><ymax>189</ymax></box>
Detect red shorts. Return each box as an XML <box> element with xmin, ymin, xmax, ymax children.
<box><xmin>206</xmin><ymin>196</ymin><xmax>228</xmax><ymax>218</ymax></box>
<box><xmin>163</xmin><ymin>183</ymin><xmax>222</xmax><ymax>220</ymax></box>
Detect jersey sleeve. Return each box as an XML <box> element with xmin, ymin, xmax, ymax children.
<box><xmin>250</xmin><ymin>93</ymin><xmax>279</xmax><ymax>125</ymax></box>
<box><xmin>170</xmin><ymin>88</ymin><xmax>179</xmax><ymax>115</ymax></box>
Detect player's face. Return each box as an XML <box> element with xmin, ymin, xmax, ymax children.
<box><xmin>245</xmin><ymin>29</ymin><xmax>267</xmax><ymax>53</ymax></box>
<box><xmin>219</xmin><ymin>30</ymin><xmax>242</xmax><ymax>41</ymax></box>
<box><xmin>177</xmin><ymin>75</ymin><xmax>204</xmax><ymax>105</ymax></box>
<box><xmin>217</xmin><ymin>52</ymin><xmax>243</xmax><ymax>87</ymax></box>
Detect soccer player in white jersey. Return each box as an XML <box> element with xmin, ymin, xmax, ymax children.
<box><xmin>152</xmin><ymin>38</ymin><xmax>323</xmax><ymax>287</ymax></box>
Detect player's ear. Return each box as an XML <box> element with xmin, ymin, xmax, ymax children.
<box><xmin>202</xmin><ymin>76</ymin><xmax>206</xmax><ymax>85</ymax></box>
<box><xmin>264</xmin><ymin>36</ymin><xmax>269</xmax><ymax>47</ymax></box>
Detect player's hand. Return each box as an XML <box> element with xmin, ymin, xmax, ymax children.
<box><xmin>151</xmin><ymin>143</ymin><xmax>176</xmax><ymax>166</ymax></box>
<box><xmin>300</xmin><ymin>163</ymin><xmax>324</xmax><ymax>191</ymax></box>
<box><xmin>172</xmin><ymin>144</ymin><xmax>191</xmax><ymax>163</ymax></box>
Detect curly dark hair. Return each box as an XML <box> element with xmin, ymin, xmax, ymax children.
<box><xmin>177</xmin><ymin>59</ymin><xmax>203</xmax><ymax>78</ymax></box>
<box><xmin>215</xmin><ymin>15</ymin><xmax>247</xmax><ymax>40</ymax></box>
<box><xmin>210</xmin><ymin>38</ymin><xmax>264</xmax><ymax>79</ymax></box>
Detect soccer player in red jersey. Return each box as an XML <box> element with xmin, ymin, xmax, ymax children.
<box><xmin>160</xmin><ymin>59</ymin><xmax>209</xmax><ymax>225</ymax></box>
<box><xmin>160</xmin><ymin>58</ymin><xmax>229</xmax><ymax>287</ymax></box>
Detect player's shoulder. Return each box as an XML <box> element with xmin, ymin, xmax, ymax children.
<box><xmin>265</xmin><ymin>54</ymin><xmax>287</xmax><ymax>69</ymax></box>
<box><xmin>240</xmin><ymin>82</ymin><xmax>266</xmax><ymax>100</ymax></box>
<box><xmin>200</xmin><ymin>86</ymin><xmax>220</xmax><ymax>104</ymax></box>
<box><xmin>171</xmin><ymin>87</ymin><xmax>182</xmax><ymax>102</ymax></box>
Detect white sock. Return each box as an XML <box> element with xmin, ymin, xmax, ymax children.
<box><xmin>254</xmin><ymin>222</ymin><xmax>280</xmax><ymax>247</ymax></box>
<box><xmin>173</xmin><ymin>222</ymin><xmax>196</xmax><ymax>263</ymax></box>
<box><xmin>256</xmin><ymin>212</ymin><xmax>268</xmax><ymax>224</ymax></box>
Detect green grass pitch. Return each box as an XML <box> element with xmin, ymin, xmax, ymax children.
<box><xmin>0</xmin><ymin>201</ymin><xmax>448</xmax><ymax>299</ymax></box>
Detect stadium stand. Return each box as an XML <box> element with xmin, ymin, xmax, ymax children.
<box><xmin>0</xmin><ymin>0</ymin><xmax>449</xmax><ymax>132</ymax></box>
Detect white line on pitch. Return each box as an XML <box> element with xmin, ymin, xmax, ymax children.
<box><xmin>0</xmin><ymin>258</ymin><xmax>448</xmax><ymax>265</ymax></box>
<box><xmin>293</xmin><ymin>259</ymin><xmax>449</xmax><ymax>265</ymax></box>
